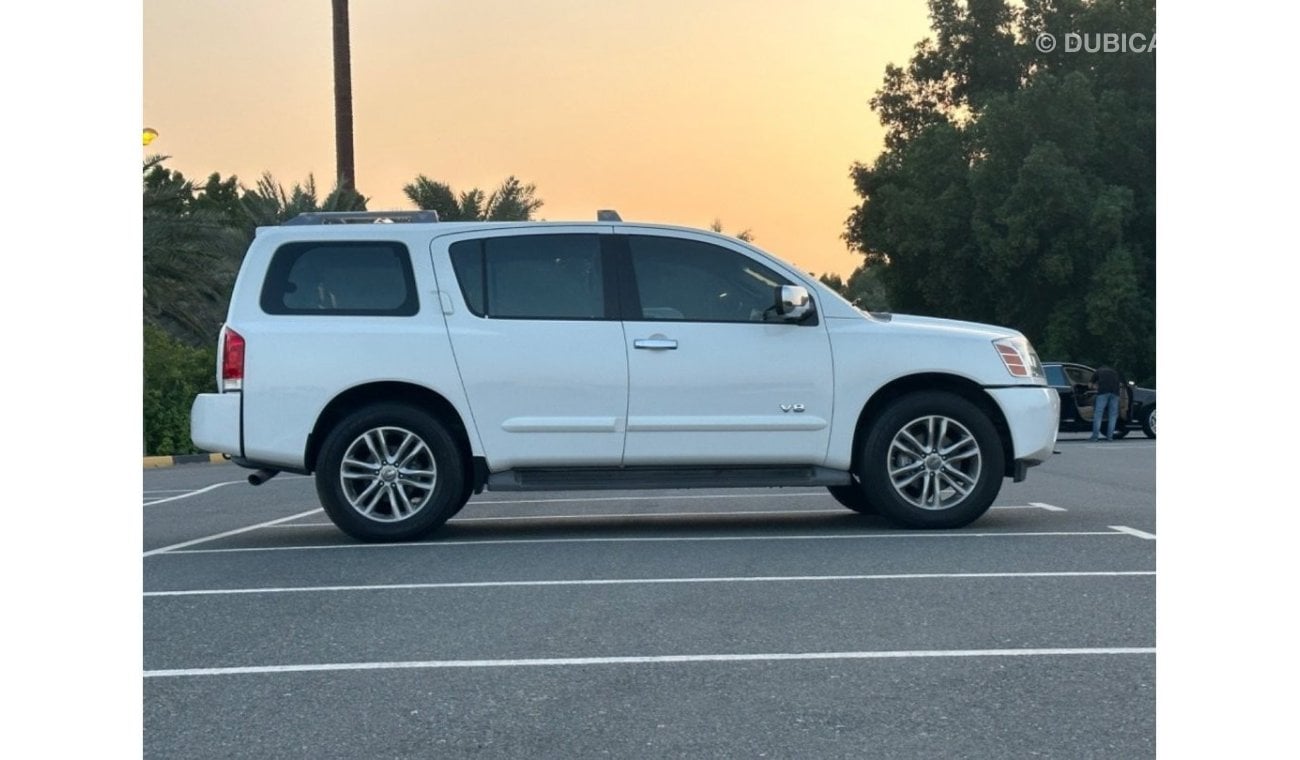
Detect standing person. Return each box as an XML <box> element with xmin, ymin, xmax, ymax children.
<box><xmin>1090</xmin><ymin>364</ymin><xmax>1122</xmax><ymax>441</ymax></box>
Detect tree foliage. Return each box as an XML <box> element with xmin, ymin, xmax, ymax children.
<box><xmin>709</xmin><ymin>219</ymin><xmax>755</xmax><ymax>243</ymax></box>
<box><xmin>241</xmin><ymin>172</ymin><xmax>368</xmax><ymax>229</ymax></box>
<box><xmin>403</xmin><ymin>175</ymin><xmax>543</xmax><ymax>221</ymax></box>
<box><xmin>819</xmin><ymin>267</ymin><xmax>891</xmax><ymax>313</ymax></box>
<box><xmin>144</xmin><ymin>324</ymin><xmax>215</xmax><ymax>455</ymax></box>
<box><xmin>142</xmin><ymin>156</ymin><xmax>246</xmax><ymax>346</ymax></box>
<box><xmin>845</xmin><ymin>0</ymin><xmax>1155</xmax><ymax>382</ymax></box>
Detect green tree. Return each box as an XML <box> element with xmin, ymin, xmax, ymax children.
<box><xmin>819</xmin><ymin>265</ymin><xmax>891</xmax><ymax>312</ymax></box>
<box><xmin>142</xmin><ymin>156</ymin><xmax>246</xmax><ymax>346</ymax></box>
<box><xmin>818</xmin><ymin>272</ymin><xmax>845</xmax><ymax>292</ymax></box>
<box><xmin>403</xmin><ymin>175</ymin><xmax>543</xmax><ymax>221</ymax></box>
<box><xmin>240</xmin><ymin>171</ymin><xmax>368</xmax><ymax>229</ymax></box>
<box><xmin>144</xmin><ymin>324</ymin><xmax>216</xmax><ymax>455</ymax></box>
<box><xmin>845</xmin><ymin>0</ymin><xmax>1155</xmax><ymax>382</ymax></box>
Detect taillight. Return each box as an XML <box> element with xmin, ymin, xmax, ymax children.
<box><xmin>221</xmin><ymin>327</ymin><xmax>245</xmax><ymax>392</ymax></box>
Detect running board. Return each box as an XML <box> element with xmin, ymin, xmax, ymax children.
<box><xmin>486</xmin><ymin>465</ymin><xmax>852</xmax><ymax>492</ymax></box>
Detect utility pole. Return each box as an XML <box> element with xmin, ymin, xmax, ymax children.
<box><xmin>331</xmin><ymin>0</ymin><xmax>355</xmax><ymax>193</ymax></box>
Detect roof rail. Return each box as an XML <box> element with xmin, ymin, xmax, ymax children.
<box><xmin>283</xmin><ymin>210</ymin><xmax>441</xmax><ymax>226</ymax></box>
<box><xmin>596</xmin><ymin>209</ymin><xmax>622</xmax><ymax>222</ymax></box>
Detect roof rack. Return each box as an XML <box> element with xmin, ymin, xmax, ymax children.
<box><xmin>596</xmin><ymin>209</ymin><xmax>622</xmax><ymax>222</ymax></box>
<box><xmin>283</xmin><ymin>210</ymin><xmax>441</xmax><ymax>226</ymax></box>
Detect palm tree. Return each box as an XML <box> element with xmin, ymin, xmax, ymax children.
<box><xmin>403</xmin><ymin>175</ymin><xmax>543</xmax><ymax>221</ymax></box>
<box><xmin>332</xmin><ymin>0</ymin><xmax>355</xmax><ymax>193</ymax></box>
<box><xmin>142</xmin><ymin>157</ymin><xmax>245</xmax><ymax>345</ymax></box>
<box><xmin>240</xmin><ymin>172</ymin><xmax>368</xmax><ymax>228</ymax></box>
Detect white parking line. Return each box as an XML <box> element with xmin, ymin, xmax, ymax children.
<box><xmin>142</xmin><ymin>475</ymin><xmax>310</xmax><ymax>506</ymax></box>
<box><xmin>142</xmin><ymin>481</ymin><xmax>242</xmax><ymax>506</ymax></box>
<box><xmin>467</xmin><ymin>492</ymin><xmax>825</xmax><ymax>505</ymax></box>
<box><xmin>455</xmin><ymin>508</ymin><xmax>844</xmax><ymax>522</ymax></box>
<box><xmin>266</xmin><ymin>503</ymin><xmax>1065</xmax><ymax>529</ymax></box>
<box><xmin>144</xmin><ymin>646</ymin><xmax>1156</xmax><ymax>678</ymax></box>
<box><xmin>142</xmin><ymin>509</ymin><xmax>324</xmax><ymax>557</ymax></box>
<box><xmin>1110</xmin><ymin>525</ymin><xmax>1157</xmax><ymax>540</ymax></box>
<box><xmin>144</xmin><ymin>570</ymin><xmax>1155</xmax><ymax>598</ymax></box>
<box><xmin>150</xmin><ymin>530</ymin><xmax>1130</xmax><ymax>556</ymax></box>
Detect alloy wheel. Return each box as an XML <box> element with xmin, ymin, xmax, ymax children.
<box><xmin>887</xmin><ymin>415</ymin><xmax>983</xmax><ymax>511</ymax></box>
<box><xmin>338</xmin><ymin>426</ymin><xmax>438</xmax><ymax>522</ymax></box>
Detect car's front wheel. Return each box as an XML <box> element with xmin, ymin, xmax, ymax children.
<box><xmin>858</xmin><ymin>392</ymin><xmax>1004</xmax><ymax>529</ymax></box>
<box><xmin>316</xmin><ymin>403</ymin><xmax>467</xmax><ymax>542</ymax></box>
<box><xmin>1142</xmin><ymin>407</ymin><xmax>1156</xmax><ymax>439</ymax></box>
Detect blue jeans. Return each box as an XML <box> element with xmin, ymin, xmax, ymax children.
<box><xmin>1092</xmin><ymin>393</ymin><xmax>1120</xmax><ymax>439</ymax></box>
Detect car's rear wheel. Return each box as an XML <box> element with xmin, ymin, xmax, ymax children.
<box><xmin>1142</xmin><ymin>407</ymin><xmax>1156</xmax><ymax>439</ymax></box>
<box><xmin>858</xmin><ymin>392</ymin><xmax>1004</xmax><ymax>529</ymax></box>
<box><xmin>827</xmin><ymin>481</ymin><xmax>877</xmax><ymax>515</ymax></box>
<box><xmin>316</xmin><ymin>403</ymin><xmax>467</xmax><ymax>542</ymax></box>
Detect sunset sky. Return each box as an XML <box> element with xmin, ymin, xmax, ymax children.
<box><xmin>144</xmin><ymin>0</ymin><xmax>933</xmax><ymax>277</ymax></box>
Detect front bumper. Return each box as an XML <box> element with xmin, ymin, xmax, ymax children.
<box><xmin>986</xmin><ymin>385</ymin><xmax>1059</xmax><ymax>465</ymax></box>
<box><xmin>190</xmin><ymin>393</ymin><xmax>241</xmax><ymax>456</ymax></box>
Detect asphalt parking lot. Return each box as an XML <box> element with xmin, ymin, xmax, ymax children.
<box><xmin>143</xmin><ymin>433</ymin><xmax>1155</xmax><ymax>758</ymax></box>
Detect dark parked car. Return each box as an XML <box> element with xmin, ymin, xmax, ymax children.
<box><xmin>1043</xmin><ymin>362</ymin><xmax>1156</xmax><ymax>439</ymax></box>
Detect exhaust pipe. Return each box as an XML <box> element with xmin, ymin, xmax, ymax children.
<box><xmin>248</xmin><ymin>468</ymin><xmax>280</xmax><ymax>486</ymax></box>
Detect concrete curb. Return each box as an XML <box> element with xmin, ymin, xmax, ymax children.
<box><xmin>143</xmin><ymin>453</ymin><xmax>227</xmax><ymax>469</ymax></box>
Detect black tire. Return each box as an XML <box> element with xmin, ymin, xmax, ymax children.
<box><xmin>1141</xmin><ymin>407</ymin><xmax>1156</xmax><ymax>439</ymax></box>
<box><xmin>315</xmin><ymin>403</ymin><xmax>468</xmax><ymax>542</ymax></box>
<box><xmin>449</xmin><ymin>479</ymin><xmax>476</xmax><ymax>519</ymax></box>
<box><xmin>827</xmin><ymin>482</ymin><xmax>877</xmax><ymax>515</ymax></box>
<box><xmin>858</xmin><ymin>391</ymin><xmax>1004</xmax><ymax>529</ymax></box>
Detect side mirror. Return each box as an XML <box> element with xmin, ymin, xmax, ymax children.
<box><xmin>775</xmin><ymin>285</ymin><xmax>813</xmax><ymax>322</ymax></box>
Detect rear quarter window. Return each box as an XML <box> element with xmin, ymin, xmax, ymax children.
<box><xmin>260</xmin><ymin>241</ymin><xmax>418</xmax><ymax>316</ymax></box>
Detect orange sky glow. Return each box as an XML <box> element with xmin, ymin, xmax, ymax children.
<box><xmin>144</xmin><ymin>0</ymin><xmax>933</xmax><ymax>277</ymax></box>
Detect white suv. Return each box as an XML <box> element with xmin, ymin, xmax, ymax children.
<box><xmin>191</xmin><ymin>210</ymin><xmax>1058</xmax><ymax>541</ymax></box>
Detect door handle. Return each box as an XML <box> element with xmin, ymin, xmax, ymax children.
<box><xmin>633</xmin><ymin>337</ymin><xmax>678</xmax><ymax>350</ymax></box>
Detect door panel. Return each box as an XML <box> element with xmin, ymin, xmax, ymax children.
<box><xmin>447</xmin><ymin>321</ymin><xmax>627</xmax><ymax>469</ymax></box>
<box><xmin>617</xmin><ymin>230</ymin><xmax>834</xmax><ymax>465</ymax></box>
<box><xmin>435</xmin><ymin>229</ymin><xmax>628</xmax><ymax>470</ymax></box>
<box><xmin>1065</xmin><ymin>365</ymin><xmax>1096</xmax><ymax>422</ymax></box>
<box><xmin>623</xmin><ymin>321</ymin><xmax>833</xmax><ymax>464</ymax></box>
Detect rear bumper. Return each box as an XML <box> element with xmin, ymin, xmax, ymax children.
<box><xmin>190</xmin><ymin>393</ymin><xmax>241</xmax><ymax>456</ymax></box>
<box><xmin>986</xmin><ymin>386</ymin><xmax>1059</xmax><ymax>465</ymax></box>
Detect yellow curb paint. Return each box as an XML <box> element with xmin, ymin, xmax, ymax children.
<box><xmin>143</xmin><ymin>453</ymin><xmax>227</xmax><ymax>468</ymax></box>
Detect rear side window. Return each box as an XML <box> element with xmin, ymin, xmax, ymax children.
<box><xmin>261</xmin><ymin>242</ymin><xmax>418</xmax><ymax>316</ymax></box>
<box><xmin>449</xmin><ymin>234</ymin><xmax>605</xmax><ymax>320</ymax></box>
<box><xmin>1044</xmin><ymin>365</ymin><xmax>1067</xmax><ymax>386</ymax></box>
